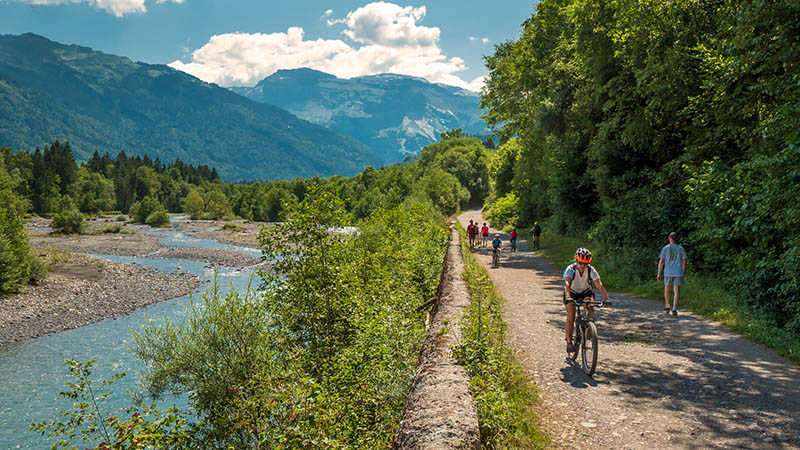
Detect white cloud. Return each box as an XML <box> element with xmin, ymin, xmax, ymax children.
<box><xmin>469</xmin><ymin>36</ymin><xmax>489</xmax><ymax>44</ymax></box>
<box><xmin>17</xmin><ymin>0</ymin><xmax>183</xmax><ymax>17</ymax></box>
<box><xmin>170</xmin><ymin>2</ymin><xmax>484</xmax><ymax>91</ymax></box>
<box><xmin>481</xmin><ymin>37</ymin><xmax>489</xmax><ymax>44</ymax></box>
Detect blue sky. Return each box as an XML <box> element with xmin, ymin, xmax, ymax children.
<box><xmin>0</xmin><ymin>0</ymin><xmax>536</xmax><ymax>91</ymax></box>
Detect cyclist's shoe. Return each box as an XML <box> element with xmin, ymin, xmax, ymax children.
<box><xmin>566</xmin><ymin>341</ymin><xmax>575</xmax><ymax>353</ymax></box>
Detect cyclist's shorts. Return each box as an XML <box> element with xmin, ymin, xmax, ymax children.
<box><xmin>564</xmin><ymin>290</ymin><xmax>594</xmax><ymax>305</ymax></box>
<box><xmin>664</xmin><ymin>276</ymin><xmax>684</xmax><ymax>286</ymax></box>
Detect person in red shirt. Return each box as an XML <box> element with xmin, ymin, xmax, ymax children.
<box><xmin>467</xmin><ymin>219</ymin><xmax>477</xmax><ymax>248</ymax></box>
<box><xmin>481</xmin><ymin>223</ymin><xmax>489</xmax><ymax>247</ymax></box>
<box><xmin>510</xmin><ymin>228</ymin><xmax>518</xmax><ymax>252</ymax></box>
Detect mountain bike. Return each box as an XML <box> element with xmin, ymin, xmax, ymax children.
<box><xmin>510</xmin><ymin>238</ymin><xmax>517</xmax><ymax>252</ymax></box>
<box><xmin>491</xmin><ymin>247</ymin><xmax>501</xmax><ymax>268</ymax></box>
<box><xmin>566</xmin><ymin>297</ymin><xmax>610</xmax><ymax>377</ymax></box>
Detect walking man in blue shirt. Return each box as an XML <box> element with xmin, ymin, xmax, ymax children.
<box><xmin>657</xmin><ymin>232</ymin><xmax>687</xmax><ymax>316</ymax></box>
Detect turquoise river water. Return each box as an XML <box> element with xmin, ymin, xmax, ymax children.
<box><xmin>0</xmin><ymin>228</ymin><xmax>260</xmax><ymax>449</ymax></box>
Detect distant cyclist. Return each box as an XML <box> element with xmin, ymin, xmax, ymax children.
<box><xmin>563</xmin><ymin>248</ymin><xmax>611</xmax><ymax>353</ymax></box>
<box><xmin>510</xmin><ymin>228</ymin><xmax>518</xmax><ymax>252</ymax></box>
<box><xmin>491</xmin><ymin>233</ymin><xmax>502</xmax><ymax>268</ymax></box>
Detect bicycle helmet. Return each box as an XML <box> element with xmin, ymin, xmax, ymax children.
<box><xmin>575</xmin><ymin>247</ymin><xmax>592</xmax><ymax>264</ymax></box>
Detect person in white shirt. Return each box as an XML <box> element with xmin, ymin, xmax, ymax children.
<box><xmin>563</xmin><ymin>248</ymin><xmax>611</xmax><ymax>353</ymax></box>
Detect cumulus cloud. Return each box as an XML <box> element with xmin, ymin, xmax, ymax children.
<box><xmin>171</xmin><ymin>2</ymin><xmax>483</xmax><ymax>91</ymax></box>
<box><xmin>16</xmin><ymin>0</ymin><xmax>183</xmax><ymax>16</ymax></box>
<box><xmin>469</xmin><ymin>36</ymin><xmax>489</xmax><ymax>44</ymax></box>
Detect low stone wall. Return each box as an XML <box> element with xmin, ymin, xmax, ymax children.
<box><xmin>392</xmin><ymin>227</ymin><xmax>480</xmax><ymax>450</ymax></box>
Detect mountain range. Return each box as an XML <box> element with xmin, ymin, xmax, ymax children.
<box><xmin>231</xmin><ymin>69</ymin><xmax>486</xmax><ymax>163</ymax></box>
<box><xmin>0</xmin><ymin>33</ymin><xmax>380</xmax><ymax>181</ymax></box>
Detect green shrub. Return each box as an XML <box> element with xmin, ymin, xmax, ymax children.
<box><xmin>51</xmin><ymin>209</ymin><xmax>86</xmax><ymax>234</ymax></box>
<box><xmin>116</xmin><ymin>214</ymin><xmax>127</xmax><ymax>222</ymax></box>
<box><xmin>27</xmin><ymin>255</ymin><xmax>48</xmax><ymax>284</ymax></box>
<box><xmin>221</xmin><ymin>223</ymin><xmax>244</xmax><ymax>232</ymax></box>
<box><xmin>130</xmin><ymin>196</ymin><xmax>165</xmax><ymax>224</ymax></box>
<box><xmin>182</xmin><ymin>190</ymin><xmax>205</xmax><ymax>220</ymax></box>
<box><xmin>145</xmin><ymin>209</ymin><xmax>170</xmax><ymax>228</ymax></box>
<box><xmin>488</xmin><ymin>192</ymin><xmax>519</xmax><ymax>228</ymax></box>
<box><xmin>103</xmin><ymin>224</ymin><xmax>122</xmax><ymax>233</ymax></box>
<box><xmin>130</xmin><ymin>185</ymin><xmax>449</xmax><ymax>448</ymax></box>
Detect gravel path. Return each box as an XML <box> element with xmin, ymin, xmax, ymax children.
<box><xmin>458</xmin><ymin>211</ymin><xmax>800</xmax><ymax>450</ymax></box>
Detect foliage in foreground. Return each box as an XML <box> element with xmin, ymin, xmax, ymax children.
<box><xmin>126</xmin><ymin>184</ymin><xmax>449</xmax><ymax>449</ymax></box>
<box><xmin>452</xmin><ymin>227</ymin><xmax>548</xmax><ymax>448</ymax></box>
<box><xmin>31</xmin><ymin>359</ymin><xmax>194</xmax><ymax>450</ymax></box>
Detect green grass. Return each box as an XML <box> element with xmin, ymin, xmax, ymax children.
<box><xmin>518</xmin><ymin>225</ymin><xmax>800</xmax><ymax>365</ymax></box>
<box><xmin>451</xmin><ymin>225</ymin><xmax>549</xmax><ymax>449</ymax></box>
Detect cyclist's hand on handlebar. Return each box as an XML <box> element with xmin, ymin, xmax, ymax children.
<box><xmin>602</xmin><ymin>298</ymin><xmax>612</xmax><ymax>307</ymax></box>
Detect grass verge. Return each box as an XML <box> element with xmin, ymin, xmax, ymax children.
<box><xmin>518</xmin><ymin>226</ymin><xmax>800</xmax><ymax>365</ymax></box>
<box><xmin>451</xmin><ymin>225</ymin><xmax>549</xmax><ymax>449</ymax></box>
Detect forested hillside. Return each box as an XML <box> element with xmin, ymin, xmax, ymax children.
<box><xmin>0</xmin><ymin>33</ymin><xmax>380</xmax><ymax>181</ymax></box>
<box><xmin>481</xmin><ymin>1</ymin><xmax>799</xmax><ymax>333</ymax></box>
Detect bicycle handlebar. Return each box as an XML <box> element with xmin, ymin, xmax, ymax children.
<box><xmin>566</xmin><ymin>298</ymin><xmax>612</xmax><ymax>307</ymax></box>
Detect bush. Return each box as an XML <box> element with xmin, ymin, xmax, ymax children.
<box><xmin>51</xmin><ymin>209</ymin><xmax>86</xmax><ymax>234</ymax></box>
<box><xmin>221</xmin><ymin>223</ymin><xmax>244</xmax><ymax>232</ymax></box>
<box><xmin>103</xmin><ymin>224</ymin><xmax>122</xmax><ymax>233</ymax></box>
<box><xmin>182</xmin><ymin>190</ymin><xmax>204</xmax><ymax>220</ymax></box>
<box><xmin>145</xmin><ymin>209</ymin><xmax>170</xmax><ymax>228</ymax></box>
<box><xmin>130</xmin><ymin>185</ymin><xmax>449</xmax><ymax>448</ymax></box>
<box><xmin>488</xmin><ymin>192</ymin><xmax>519</xmax><ymax>228</ymax></box>
<box><xmin>116</xmin><ymin>214</ymin><xmax>127</xmax><ymax>222</ymax></box>
<box><xmin>130</xmin><ymin>196</ymin><xmax>165</xmax><ymax>224</ymax></box>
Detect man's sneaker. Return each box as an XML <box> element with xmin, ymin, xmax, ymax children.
<box><xmin>566</xmin><ymin>341</ymin><xmax>575</xmax><ymax>353</ymax></box>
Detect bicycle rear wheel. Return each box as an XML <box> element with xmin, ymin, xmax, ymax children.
<box><xmin>582</xmin><ymin>322</ymin><xmax>598</xmax><ymax>376</ymax></box>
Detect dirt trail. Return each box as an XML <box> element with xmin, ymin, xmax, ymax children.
<box><xmin>458</xmin><ymin>211</ymin><xmax>799</xmax><ymax>450</ymax></box>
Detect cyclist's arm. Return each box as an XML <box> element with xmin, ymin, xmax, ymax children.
<box><xmin>657</xmin><ymin>258</ymin><xmax>664</xmax><ymax>280</ymax></box>
<box><xmin>564</xmin><ymin>276</ymin><xmax>573</xmax><ymax>298</ymax></box>
<box><xmin>594</xmin><ymin>278</ymin><xmax>611</xmax><ymax>302</ymax></box>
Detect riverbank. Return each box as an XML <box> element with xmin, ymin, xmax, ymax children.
<box><xmin>0</xmin><ymin>247</ymin><xmax>200</xmax><ymax>346</ymax></box>
<box><xmin>0</xmin><ymin>216</ymin><xmax>265</xmax><ymax>347</ymax></box>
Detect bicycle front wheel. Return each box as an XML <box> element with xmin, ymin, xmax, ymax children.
<box><xmin>582</xmin><ymin>322</ymin><xmax>598</xmax><ymax>377</ymax></box>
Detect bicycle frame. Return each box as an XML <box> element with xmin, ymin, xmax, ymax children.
<box><xmin>566</xmin><ymin>298</ymin><xmax>604</xmax><ymax>376</ymax></box>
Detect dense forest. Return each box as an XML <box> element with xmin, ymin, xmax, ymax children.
<box><xmin>481</xmin><ymin>0</ymin><xmax>799</xmax><ymax>334</ymax></box>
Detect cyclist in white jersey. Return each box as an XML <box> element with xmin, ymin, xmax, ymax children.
<box><xmin>563</xmin><ymin>248</ymin><xmax>611</xmax><ymax>353</ymax></box>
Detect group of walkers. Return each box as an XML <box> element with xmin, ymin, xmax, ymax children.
<box><xmin>467</xmin><ymin>217</ymin><xmax>688</xmax><ymax>356</ymax></box>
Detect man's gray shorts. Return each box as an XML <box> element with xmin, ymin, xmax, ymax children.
<box><xmin>664</xmin><ymin>276</ymin><xmax>684</xmax><ymax>286</ymax></box>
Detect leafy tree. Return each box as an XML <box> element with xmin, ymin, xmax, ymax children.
<box><xmin>0</xmin><ymin>156</ymin><xmax>33</xmax><ymax>294</ymax></box>
<box><xmin>130</xmin><ymin>196</ymin><xmax>167</xmax><ymax>225</ymax></box>
<box><xmin>73</xmin><ymin>168</ymin><xmax>115</xmax><ymax>213</ymax></box>
<box><xmin>204</xmin><ymin>190</ymin><xmax>233</xmax><ymax>220</ymax></box>
<box><xmin>181</xmin><ymin>190</ymin><xmax>204</xmax><ymax>220</ymax></box>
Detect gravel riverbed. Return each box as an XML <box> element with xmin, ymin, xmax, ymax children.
<box><xmin>0</xmin><ymin>251</ymin><xmax>200</xmax><ymax>346</ymax></box>
<box><xmin>0</xmin><ymin>217</ymin><xmax>266</xmax><ymax>347</ymax></box>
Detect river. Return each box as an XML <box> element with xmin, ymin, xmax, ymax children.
<box><xmin>0</xmin><ymin>227</ymin><xmax>260</xmax><ymax>449</ymax></box>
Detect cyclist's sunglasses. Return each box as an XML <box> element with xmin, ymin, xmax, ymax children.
<box><xmin>577</xmin><ymin>262</ymin><xmax>588</xmax><ymax>266</ymax></box>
